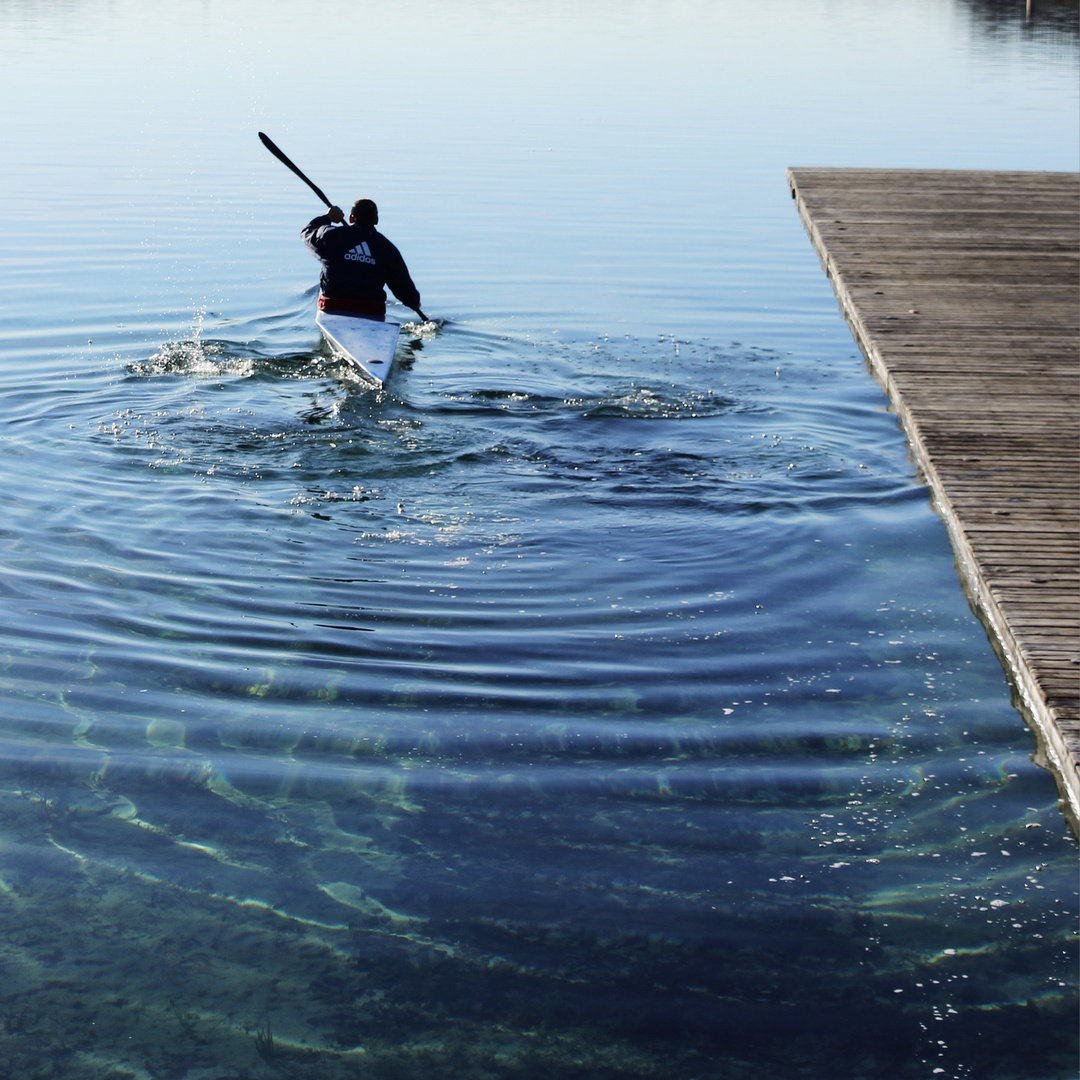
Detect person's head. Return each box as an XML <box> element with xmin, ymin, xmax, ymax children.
<box><xmin>350</xmin><ymin>198</ymin><xmax>378</xmax><ymax>227</ymax></box>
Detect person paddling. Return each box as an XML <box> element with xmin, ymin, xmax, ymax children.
<box><xmin>302</xmin><ymin>199</ymin><xmax>422</xmax><ymax>322</ymax></box>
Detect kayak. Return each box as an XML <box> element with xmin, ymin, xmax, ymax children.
<box><xmin>316</xmin><ymin>310</ymin><xmax>401</xmax><ymax>386</ymax></box>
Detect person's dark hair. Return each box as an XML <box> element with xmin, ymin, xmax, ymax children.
<box><xmin>351</xmin><ymin>198</ymin><xmax>378</xmax><ymax>226</ymax></box>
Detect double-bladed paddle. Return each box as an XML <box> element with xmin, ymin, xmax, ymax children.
<box><xmin>258</xmin><ymin>131</ymin><xmax>333</xmax><ymax>208</ymax></box>
<box><xmin>258</xmin><ymin>132</ymin><xmax>433</xmax><ymax>325</ymax></box>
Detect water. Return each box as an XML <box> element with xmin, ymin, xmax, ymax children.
<box><xmin>0</xmin><ymin>2</ymin><xmax>1077</xmax><ymax>1077</ymax></box>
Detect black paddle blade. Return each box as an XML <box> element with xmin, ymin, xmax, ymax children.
<box><xmin>258</xmin><ymin>131</ymin><xmax>333</xmax><ymax>209</ymax></box>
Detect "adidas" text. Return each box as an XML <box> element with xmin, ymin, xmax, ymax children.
<box><xmin>344</xmin><ymin>242</ymin><xmax>376</xmax><ymax>265</ymax></box>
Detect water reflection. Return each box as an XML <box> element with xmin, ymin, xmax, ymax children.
<box><xmin>959</xmin><ymin>0</ymin><xmax>1080</xmax><ymax>45</ymax></box>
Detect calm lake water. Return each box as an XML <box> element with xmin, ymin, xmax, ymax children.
<box><xmin>0</xmin><ymin>1</ymin><xmax>1077</xmax><ymax>1077</ymax></box>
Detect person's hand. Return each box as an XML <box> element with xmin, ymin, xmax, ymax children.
<box><xmin>327</xmin><ymin>205</ymin><xmax>345</xmax><ymax>224</ymax></box>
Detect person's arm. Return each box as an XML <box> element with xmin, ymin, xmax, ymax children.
<box><xmin>382</xmin><ymin>241</ymin><xmax>421</xmax><ymax>312</ymax></box>
<box><xmin>301</xmin><ymin>206</ymin><xmax>345</xmax><ymax>253</ymax></box>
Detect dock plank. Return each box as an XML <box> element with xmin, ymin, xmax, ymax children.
<box><xmin>788</xmin><ymin>168</ymin><xmax>1080</xmax><ymax>823</ymax></box>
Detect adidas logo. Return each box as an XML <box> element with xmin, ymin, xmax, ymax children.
<box><xmin>344</xmin><ymin>241</ymin><xmax>376</xmax><ymax>264</ymax></box>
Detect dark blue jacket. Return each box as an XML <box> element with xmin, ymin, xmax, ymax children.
<box><xmin>301</xmin><ymin>215</ymin><xmax>420</xmax><ymax>310</ymax></box>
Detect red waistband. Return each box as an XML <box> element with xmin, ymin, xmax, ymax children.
<box><xmin>318</xmin><ymin>295</ymin><xmax>386</xmax><ymax>317</ymax></box>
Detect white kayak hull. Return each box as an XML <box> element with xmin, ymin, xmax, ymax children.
<box><xmin>316</xmin><ymin>310</ymin><xmax>401</xmax><ymax>386</ymax></box>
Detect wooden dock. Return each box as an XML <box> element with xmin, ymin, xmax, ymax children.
<box><xmin>788</xmin><ymin>168</ymin><xmax>1080</xmax><ymax>822</ymax></box>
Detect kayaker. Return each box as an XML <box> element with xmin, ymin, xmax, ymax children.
<box><xmin>302</xmin><ymin>199</ymin><xmax>421</xmax><ymax>321</ymax></box>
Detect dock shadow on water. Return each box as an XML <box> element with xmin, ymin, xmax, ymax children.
<box><xmin>0</xmin><ymin>308</ymin><xmax>1074</xmax><ymax>1080</ymax></box>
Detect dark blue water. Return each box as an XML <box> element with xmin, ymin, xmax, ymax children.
<box><xmin>0</xmin><ymin>2</ymin><xmax>1077</xmax><ymax>1077</ymax></box>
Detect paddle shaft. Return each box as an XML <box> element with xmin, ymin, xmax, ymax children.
<box><xmin>258</xmin><ymin>132</ymin><xmax>332</xmax><ymax>208</ymax></box>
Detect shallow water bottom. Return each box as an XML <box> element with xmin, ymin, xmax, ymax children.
<box><xmin>1</xmin><ymin>725</ymin><xmax>1075</xmax><ymax>1080</ymax></box>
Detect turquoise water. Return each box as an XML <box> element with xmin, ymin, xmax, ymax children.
<box><xmin>0</xmin><ymin>1</ymin><xmax>1077</xmax><ymax>1077</ymax></box>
